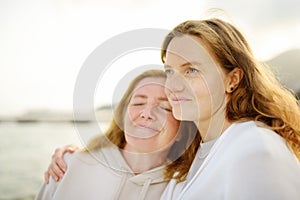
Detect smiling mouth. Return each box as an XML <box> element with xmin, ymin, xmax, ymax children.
<box><xmin>126</xmin><ymin>126</ymin><xmax>160</xmax><ymax>139</ymax></box>
<box><xmin>136</xmin><ymin>125</ymin><xmax>158</xmax><ymax>132</ymax></box>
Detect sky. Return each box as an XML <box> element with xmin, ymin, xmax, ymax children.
<box><xmin>1</xmin><ymin>0</ymin><xmax>300</xmax><ymax>116</ymax></box>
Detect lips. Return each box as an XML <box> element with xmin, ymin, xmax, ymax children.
<box><xmin>125</xmin><ymin>123</ymin><xmax>161</xmax><ymax>139</ymax></box>
<box><xmin>135</xmin><ymin>124</ymin><xmax>159</xmax><ymax>132</ymax></box>
<box><xmin>169</xmin><ymin>95</ymin><xmax>192</xmax><ymax>104</ymax></box>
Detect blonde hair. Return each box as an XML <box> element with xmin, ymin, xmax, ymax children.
<box><xmin>161</xmin><ymin>18</ymin><xmax>300</xmax><ymax>160</ymax></box>
<box><xmin>85</xmin><ymin>69</ymin><xmax>201</xmax><ymax>182</ymax></box>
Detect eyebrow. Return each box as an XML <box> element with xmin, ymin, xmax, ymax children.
<box><xmin>132</xmin><ymin>94</ymin><xmax>147</xmax><ymax>99</ymax></box>
<box><xmin>164</xmin><ymin>61</ymin><xmax>202</xmax><ymax>69</ymax></box>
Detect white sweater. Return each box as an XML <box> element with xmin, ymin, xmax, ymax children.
<box><xmin>162</xmin><ymin>121</ymin><xmax>300</xmax><ymax>200</ymax></box>
<box><xmin>35</xmin><ymin>145</ymin><xmax>169</xmax><ymax>200</ymax></box>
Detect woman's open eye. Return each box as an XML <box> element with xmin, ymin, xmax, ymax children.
<box><xmin>164</xmin><ymin>68</ymin><xmax>174</xmax><ymax>77</ymax></box>
<box><xmin>186</xmin><ymin>67</ymin><xmax>199</xmax><ymax>75</ymax></box>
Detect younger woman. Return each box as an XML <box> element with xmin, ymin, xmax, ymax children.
<box><xmin>161</xmin><ymin>18</ymin><xmax>300</xmax><ymax>199</ymax></box>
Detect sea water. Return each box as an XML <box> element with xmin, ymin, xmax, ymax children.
<box><xmin>0</xmin><ymin>122</ymin><xmax>108</xmax><ymax>200</ymax></box>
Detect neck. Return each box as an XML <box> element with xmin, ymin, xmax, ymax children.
<box><xmin>195</xmin><ymin>105</ymin><xmax>231</xmax><ymax>142</ymax></box>
<box><xmin>122</xmin><ymin>146</ymin><xmax>169</xmax><ymax>174</ymax></box>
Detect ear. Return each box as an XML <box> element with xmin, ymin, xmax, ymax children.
<box><xmin>225</xmin><ymin>67</ymin><xmax>243</xmax><ymax>93</ymax></box>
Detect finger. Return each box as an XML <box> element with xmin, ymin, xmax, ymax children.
<box><xmin>52</xmin><ymin>148</ymin><xmax>68</xmax><ymax>172</ymax></box>
<box><xmin>56</xmin><ymin>144</ymin><xmax>79</xmax><ymax>171</ymax></box>
<box><xmin>50</xmin><ymin>161</ymin><xmax>65</xmax><ymax>179</ymax></box>
<box><xmin>55</xmin><ymin>156</ymin><xmax>67</xmax><ymax>172</ymax></box>
<box><xmin>48</xmin><ymin>167</ymin><xmax>59</xmax><ymax>182</ymax></box>
<box><xmin>44</xmin><ymin>171</ymin><xmax>49</xmax><ymax>184</ymax></box>
<box><xmin>66</xmin><ymin>144</ymin><xmax>79</xmax><ymax>153</ymax></box>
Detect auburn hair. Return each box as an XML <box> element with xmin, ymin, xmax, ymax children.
<box><xmin>161</xmin><ymin>18</ymin><xmax>300</xmax><ymax>160</ymax></box>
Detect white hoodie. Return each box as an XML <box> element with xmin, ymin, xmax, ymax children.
<box><xmin>35</xmin><ymin>144</ymin><xmax>169</xmax><ymax>200</ymax></box>
<box><xmin>162</xmin><ymin>121</ymin><xmax>300</xmax><ymax>200</ymax></box>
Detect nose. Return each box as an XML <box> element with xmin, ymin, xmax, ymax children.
<box><xmin>165</xmin><ymin>73</ymin><xmax>185</xmax><ymax>92</ymax></box>
<box><xmin>140</xmin><ymin>105</ymin><xmax>156</xmax><ymax>120</ymax></box>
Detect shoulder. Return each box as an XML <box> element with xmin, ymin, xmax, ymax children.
<box><xmin>63</xmin><ymin>148</ymin><xmax>107</xmax><ymax>166</ymax></box>
<box><xmin>222</xmin><ymin>121</ymin><xmax>300</xmax><ymax>170</ymax></box>
<box><xmin>217</xmin><ymin>121</ymin><xmax>300</xmax><ymax>167</ymax></box>
<box><xmin>226</xmin><ymin>121</ymin><xmax>286</xmax><ymax>152</ymax></box>
<box><xmin>217</xmin><ymin>122</ymin><xmax>300</xmax><ymax>198</ymax></box>
<box><xmin>65</xmin><ymin>145</ymin><xmax>125</xmax><ymax>167</ymax></box>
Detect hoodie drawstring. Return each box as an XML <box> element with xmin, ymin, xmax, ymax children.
<box><xmin>139</xmin><ymin>178</ymin><xmax>152</xmax><ymax>200</ymax></box>
<box><xmin>114</xmin><ymin>172</ymin><xmax>128</xmax><ymax>200</ymax></box>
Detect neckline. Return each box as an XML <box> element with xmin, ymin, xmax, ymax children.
<box><xmin>179</xmin><ymin>122</ymin><xmax>238</xmax><ymax>198</ymax></box>
<box><xmin>198</xmin><ymin>138</ymin><xmax>218</xmax><ymax>159</ymax></box>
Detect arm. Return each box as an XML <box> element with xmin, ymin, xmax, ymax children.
<box><xmin>44</xmin><ymin>144</ymin><xmax>79</xmax><ymax>184</ymax></box>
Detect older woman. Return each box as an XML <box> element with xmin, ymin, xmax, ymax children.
<box><xmin>36</xmin><ymin>70</ymin><xmax>200</xmax><ymax>200</ymax></box>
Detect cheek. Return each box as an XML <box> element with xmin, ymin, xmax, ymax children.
<box><xmin>206</xmin><ymin>77</ymin><xmax>226</xmax><ymax>107</ymax></box>
<box><xmin>165</xmin><ymin>115</ymin><xmax>180</xmax><ymax>133</ymax></box>
<box><xmin>194</xmin><ymin>73</ymin><xmax>226</xmax><ymax>105</ymax></box>
<box><xmin>164</xmin><ymin>79</ymin><xmax>174</xmax><ymax>96</ymax></box>
<box><xmin>189</xmin><ymin>78</ymin><xmax>209</xmax><ymax>99</ymax></box>
<box><xmin>206</xmin><ymin>67</ymin><xmax>227</xmax><ymax>100</ymax></box>
<box><xmin>128</xmin><ymin>107</ymin><xmax>140</xmax><ymax>121</ymax></box>
<box><xmin>192</xmin><ymin>77</ymin><xmax>225</xmax><ymax>118</ymax></box>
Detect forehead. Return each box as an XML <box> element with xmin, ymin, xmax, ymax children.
<box><xmin>165</xmin><ymin>35</ymin><xmax>214</xmax><ymax>65</ymax></box>
<box><xmin>132</xmin><ymin>77</ymin><xmax>166</xmax><ymax>96</ymax></box>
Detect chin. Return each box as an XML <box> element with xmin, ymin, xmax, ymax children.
<box><xmin>172</xmin><ymin>108</ymin><xmax>197</xmax><ymax>121</ymax></box>
<box><xmin>172</xmin><ymin>103</ymin><xmax>199</xmax><ymax>121</ymax></box>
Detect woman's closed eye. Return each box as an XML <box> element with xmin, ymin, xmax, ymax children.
<box><xmin>160</xmin><ymin>106</ymin><xmax>172</xmax><ymax>112</ymax></box>
<box><xmin>130</xmin><ymin>102</ymin><xmax>146</xmax><ymax>106</ymax></box>
<box><xmin>159</xmin><ymin>102</ymin><xmax>172</xmax><ymax>112</ymax></box>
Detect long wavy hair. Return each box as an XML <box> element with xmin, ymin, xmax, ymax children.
<box><xmin>161</xmin><ymin>18</ymin><xmax>300</xmax><ymax>160</ymax></box>
<box><xmin>86</xmin><ymin>69</ymin><xmax>201</xmax><ymax>182</ymax></box>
